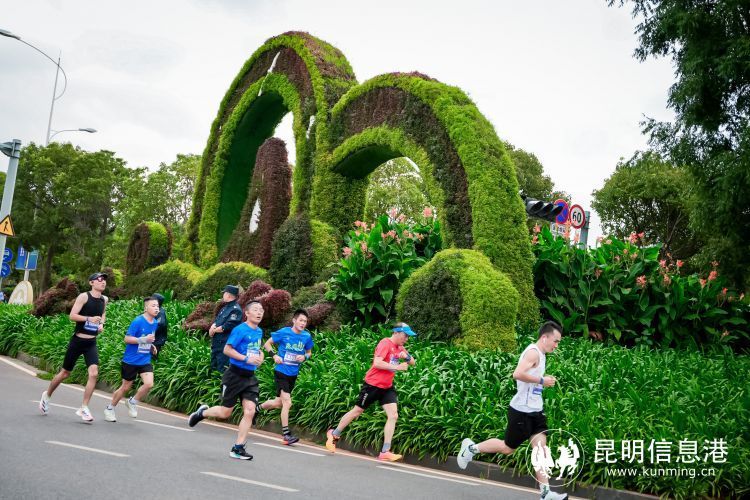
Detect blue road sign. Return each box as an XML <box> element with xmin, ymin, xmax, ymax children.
<box><xmin>554</xmin><ymin>199</ymin><xmax>570</xmax><ymax>224</ymax></box>
<box><xmin>0</xmin><ymin>263</ymin><xmax>10</xmax><ymax>278</ymax></box>
<box><xmin>15</xmin><ymin>245</ymin><xmax>26</xmax><ymax>268</ymax></box>
<box><xmin>25</xmin><ymin>250</ymin><xmax>39</xmax><ymax>271</ymax></box>
<box><xmin>2</xmin><ymin>248</ymin><xmax>13</xmax><ymax>263</ymax></box>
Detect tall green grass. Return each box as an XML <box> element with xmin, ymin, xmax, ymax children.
<box><xmin>0</xmin><ymin>303</ymin><xmax>746</xmax><ymax>498</ymax></box>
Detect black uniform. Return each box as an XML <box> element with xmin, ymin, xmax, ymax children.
<box><xmin>210</xmin><ymin>300</ymin><xmax>243</xmax><ymax>373</ymax></box>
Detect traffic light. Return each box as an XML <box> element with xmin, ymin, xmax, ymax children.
<box><xmin>520</xmin><ymin>194</ymin><xmax>564</xmax><ymax>222</ymax></box>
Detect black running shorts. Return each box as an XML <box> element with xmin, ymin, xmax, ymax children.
<box><xmin>504</xmin><ymin>406</ymin><xmax>548</xmax><ymax>450</ymax></box>
<box><xmin>121</xmin><ymin>361</ymin><xmax>153</xmax><ymax>382</ymax></box>
<box><xmin>221</xmin><ymin>365</ymin><xmax>259</xmax><ymax>408</ymax></box>
<box><xmin>274</xmin><ymin>371</ymin><xmax>297</xmax><ymax>396</ymax></box>
<box><xmin>62</xmin><ymin>335</ymin><xmax>99</xmax><ymax>372</ymax></box>
<box><xmin>355</xmin><ymin>382</ymin><xmax>398</xmax><ymax>410</ymax></box>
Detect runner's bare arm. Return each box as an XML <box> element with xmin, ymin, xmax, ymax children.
<box><xmin>512</xmin><ymin>349</ymin><xmax>540</xmax><ymax>383</ymax></box>
<box><xmin>68</xmin><ymin>293</ymin><xmax>90</xmax><ymax>322</ymax></box>
<box><xmin>263</xmin><ymin>337</ymin><xmax>275</xmax><ymax>353</ymax></box>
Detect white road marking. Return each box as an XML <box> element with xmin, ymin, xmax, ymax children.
<box><xmin>0</xmin><ymin>356</ymin><xmax>37</xmax><ymax>376</ymax></box>
<box><xmin>384</xmin><ymin>461</ymin><xmax>493</xmax><ymax>485</ymax></box>
<box><xmin>377</xmin><ymin>465</ymin><xmax>479</xmax><ymax>486</ymax></box>
<box><xmin>45</xmin><ymin>440</ymin><xmax>129</xmax><ymax>458</ymax></box>
<box><xmin>200</xmin><ymin>472</ymin><xmax>299</xmax><ymax>492</ymax></box>
<box><xmin>135</xmin><ymin>419</ymin><xmax>195</xmax><ymax>432</ymax></box>
<box><xmin>252</xmin><ymin>442</ymin><xmax>324</xmax><ymax>456</ymax></box>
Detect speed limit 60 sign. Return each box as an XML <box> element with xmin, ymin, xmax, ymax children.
<box><xmin>569</xmin><ymin>204</ymin><xmax>586</xmax><ymax>229</ymax></box>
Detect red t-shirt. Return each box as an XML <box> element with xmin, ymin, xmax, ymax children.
<box><xmin>364</xmin><ymin>337</ymin><xmax>407</xmax><ymax>389</ymax></box>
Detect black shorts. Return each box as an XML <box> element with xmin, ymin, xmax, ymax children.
<box><xmin>274</xmin><ymin>371</ymin><xmax>297</xmax><ymax>396</ymax></box>
<box><xmin>355</xmin><ymin>382</ymin><xmax>398</xmax><ymax>410</ymax></box>
<box><xmin>504</xmin><ymin>406</ymin><xmax>548</xmax><ymax>450</ymax></box>
<box><xmin>221</xmin><ymin>365</ymin><xmax>260</xmax><ymax>408</ymax></box>
<box><xmin>62</xmin><ymin>335</ymin><xmax>99</xmax><ymax>372</ymax></box>
<box><xmin>121</xmin><ymin>362</ymin><xmax>153</xmax><ymax>382</ymax></box>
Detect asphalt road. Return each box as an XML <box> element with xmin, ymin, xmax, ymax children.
<box><xmin>0</xmin><ymin>355</ymin><xmax>547</xmax><ymax>500</ymax></box>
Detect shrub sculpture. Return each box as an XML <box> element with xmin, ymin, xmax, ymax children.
<box><xmin>126</xmin><ymin>221</ymin><xmax>173</xmax><ymax>275</ymax></box>
<box><xmin>124</xmin><ymin>260</ymin><xmax>203</xmax><ymax>300</ymax></box>
<box><xmin>291</xmin><ymin>282</ymin><xmax>340</xmax><ymax>330</ymax></box>
<box><xmin>31</xmin><ymin>278</ymin><xmax>80</xmax><ymax>317</ymax></box>
<box><xmin>533</xmin><ymin>226</ymin><xmax>750</xmax><ymax>351</ymax></box>
<box><xmin>189</xmin><ymin>261</ymin><xmax>269</xmax><ymax>301</ymax></box>
<box><xmin>310</xmin><ymin>219</ymin><xmax>341</xmax><ymax>282</ymax></box>
<box><xmin>268</xmin><ymin>213</ymin><xmax>314</xmax><ymax>293</ymax></box>
<box><xmin>327</xmin><ymin>212</ymin><xmax>441</xmax><ymax>325</ymax></box>
<box><xmin>185</xmin><ymin>31</ymin><xmax>538</xmax><ymax>327</ymax></box>
<box><xmin>221</xmin><ymin>138</ymin><xmax>292</xmax><ymax>267</ymax></box>
<box><xmin>397</xmin><ymin>249</ymin><xmax>519</xmax><ymax>352</ymax></box>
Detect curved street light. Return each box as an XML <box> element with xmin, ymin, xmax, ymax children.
<box><xmin>48</xmin><ymin>128</ymin><xmax>97</xmax><ymax>142</ymax></box>
<box><xmin>0</xmin><ymin>28</ymin><xmax>69</xmax><ymax>145</ymax></box>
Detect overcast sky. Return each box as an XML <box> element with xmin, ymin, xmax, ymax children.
<box><xmin>0</xmin><ymin>0</ymin><xmax>675</xmax><ymax>242</ymax></box>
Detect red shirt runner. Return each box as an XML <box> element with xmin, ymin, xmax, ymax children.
<box><xmin>364</xmin><ymin>338</ymin><xmax>407</xmax><ymax>389</ymax></box>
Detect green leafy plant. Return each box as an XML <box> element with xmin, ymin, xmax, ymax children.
<box><xmin>327</xmin><ymin>210</ymin><xmax>441</xmax><ymax>325</ymax></box>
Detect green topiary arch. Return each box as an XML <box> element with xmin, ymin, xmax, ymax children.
<box><xmin>186</xmin><ymin>31</ymin><xmax>538</xmax><ymax>326</ymax></box>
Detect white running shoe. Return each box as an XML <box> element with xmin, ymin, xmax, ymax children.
<box><xmin>39</xmin><ymin>391</ymin><xmax>49</xmax><ymax>415</ymax></box>
<box><xmin>457</xmin><ymin>438</ymin><xmax>476</xmax><ymax>469</ymax></box>
<box><xmin>104</xmin><ymin>406</ymin><xmax>117</xmax><ymax>422</ymax></box>
<box><xmin>76</xmin><ymin>406</ymin><xmax>94</xmax><ymax>422</ymax></box>
<box><xmin>126</xmin><ymin>398</ymin><xmax>137</xmax><ymax>418</ymax></box>
<box><xmin>541</xmin><ymin>490</ymin><xmax>568</xmax><ymax>500</ymax></box>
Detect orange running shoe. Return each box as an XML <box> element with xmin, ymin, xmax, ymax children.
<box><xmin>377</xmin><ymin>451</ymin><xmax>403</xmax><ymax>462</ymax></box>
<box><xmin>325</xmin><ymin>429</ymin><xmax>339</xmax><ymax>452</ymax></box>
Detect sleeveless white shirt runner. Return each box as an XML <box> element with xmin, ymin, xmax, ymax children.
<box><xmin>509</xmin><ymin>343</ymin><xmax>546</xmax><ymax>413</ymax></box>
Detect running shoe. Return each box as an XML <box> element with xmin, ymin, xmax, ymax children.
<box><xmin>103</xmin><ymin>406</ymin><xmax>117</xmax><ymax>422</ymax></box>
<box><xmin>325</xmin><ymin>429</ymin><xmax>339</xmax><ymax>452</ymax></box>
<box><xmin>457</xmin><ymin>438</ymin><xmax>476</xmax><ymax>469</ymax></box>
<box><xmin>283</xmin><ymin>433</ymin><xmax>299</xmax><ymax>446</ymax></box>
<box><xmin>541</xmin><ymin>490</ymin><xmax>568</xmax><ymax>500</ymax></box>
<box><xmin>126</xmin><ymin>398</ymin><xmax>137</xmax><ymax>418</ymax></box>
<box><xmin>39</xmin><ymin>391</ymin><xmax>49</xmax><ymax>415</ymax></box>
<box><xmin>377</xmin><ymin>451</ymin><xmax>403</xmax><ymax>462</ymax></box>
<box><xmin>76</xmin><ymin>406</ymin><xmax>94</xmax><ymax>422</ymax></box>
<box><xmin>188</xmin><ymin>404</ymin><xmax>208</xmax><ymax>427</ymax></box>
<box><xmin>229</xmin><ymin>444</ymin><xmax>253</xmax><ymax>460</ymax></box>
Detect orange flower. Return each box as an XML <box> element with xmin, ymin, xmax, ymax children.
<box><xmin>659</xmin><ymin>260</ymin><xmax>667</xmax><ymax>268</ymax></box>
<box><xmin>708</xmin><ymin>270</ymin><xmax>718</xmax><ymax>281</ymax></box>
<box><xmin>636</xmin><ymin>275</ymin><xmax>647</xmax><ymax>288</ymax></box>
<box><xmin>628</xmin><ymin>232</ymin><xmax>638</xmax><ymax>244</ymax></box>
<box><xmin>677</xmin><ymin>260</ymin><xmax>684</xmax><ymax>268</ymax></box>
<box><xmin>533</xmin><ymin>224</ymin><xmax>541</xmax><ymax>234</ymax></box>
<box><xmin>663</xmin><ymin>274</ymin><xmax>672</xmax><ymax>286</ymax></box>
<box><xmin>623</xmin><ymin>248</ymin><xmax>629</xmax><ymax>255</ymax></box>
<box><xmin>388</xmin><ymin>208</ymin><xmax>398</xmax><ymax>219</ymax></box>
<box><xmin>343</xmin><ymin>247</ymin><xmax>352</xmax><ymax>257</ymax></box>
<box><xmin>721</xmin><ymin>287</ymin><xmax>728</xmax><ymax>295</ymax></box>
<box><xmin>531</xmin><ymin>235</ymin><xmax>539</xmax><ymax>245</ymax></box>
<box><xmin>422</xmin><ymin>207</ymin><xmax>433</xmax><ymax>218</ymax></box>
<box><xmin>711</xmin><ymin>260</ymin><xmax>720</xmax><ymax>268</ymax></box>
<box><xmin>700</xmin><ymin>278</ymin><xmax>707</xmax><ymax>288</ymax></box>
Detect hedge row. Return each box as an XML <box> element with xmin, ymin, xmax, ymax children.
<box><xmin>0</xmin><ymin>303</ymin><xmax>746</xmax><ymax>499</ymax></box>
<box><xmin>126</xmin><ymin>221</ymin><xmax>173</xmax><ymax>275</ymax></box>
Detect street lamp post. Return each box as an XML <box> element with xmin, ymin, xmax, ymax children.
<box><xmin>48</xmin><ymin>128</ymin><xmax>97</xmax><ymax>142</ymax></box>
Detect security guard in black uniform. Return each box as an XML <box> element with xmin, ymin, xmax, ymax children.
<box><xmin>209</xmin><ymin>285</ymin><xmax>243</xmax><ymax>373</ymax></box>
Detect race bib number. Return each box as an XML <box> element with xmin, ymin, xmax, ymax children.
<box><xmin>390</xmin><ymin>353</ymin><xmax>401</xmax><ymax>365</ymax></box>
<box><xmin>532</xmin><ymin>385</ymin><xmax>543</xmax><ymax>396</ymax></box>
<box><xmin>138</xmin><ymin>341</ymin><xmax>152</xmax><ymax>354</ymax></box>
<box><xmin>83</xmin><ymin>319</ymin><xmax>99</xmax><ymax>333</ymax></box>
<box><xmin>247</xmin><ymin>347</ymin><xmax>260</xmax><ymax>356</ymax></box>
<box><xmin>283</xmin><ymin>352</ymin><xmax>299</xmax><ymax>365</ymax></box>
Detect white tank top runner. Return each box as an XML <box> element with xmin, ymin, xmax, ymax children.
<box><xmin>509</xmin><ymin>343</ymin><xmax>546</xmax><ymax>413</ymax></box>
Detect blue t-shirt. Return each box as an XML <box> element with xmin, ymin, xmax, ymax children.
<box><xmin>226</xmin><ymin>323</ymin><xmax>264</xmax><ymax>372</ymax></box>
<box><xmin>122</xmin><ymin>315</ymin><xmax>158</xmax><ymax>366</ymax></box>
<box><xmin>272</xmin><ymin>327</ymin><xmax>314</xmax><ymax>376</ymax></box>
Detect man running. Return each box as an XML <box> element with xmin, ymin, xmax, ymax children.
<box><xmin>209</xmin><ymin>285</ymin><xmax>243</xmax><ymax>373</ymax></box>
<box><xmin>456</xmin><ymin>321</ymin><xmax>568</xmax><ymax>500</ymax></box>
<box><xmin>188</xmin><ymin>301</ymin><xmax>265</xmax><ymax>460</ymax></box>
<box><xmin>325</xmin><ymin>323</ymin><xmax>417</xmax><ymax>461</ymax></box>
<box><xmin>103</xmin><ymin>296</ymin><xmax>159</xmax><ymax>422</ymax></box>
<box><xmin>39</xmin><ymin>272</ymin><xmax>109</xmax><ymax>422</ymax></box>
<box><xmin>255</xmin><ymin>309</ymin><xmax>314</xmax><ymax>445</ymax></box>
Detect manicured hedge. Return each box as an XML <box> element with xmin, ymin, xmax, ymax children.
<box><xmin>268</xmin><ymin>213</ymin><xmax>313</xmax><ymax>293</ymax></box>
<box><xmin>309</xmin><ymin>219</ymin><xmax>341</xmax><ymax>281</ymax></box>
<box><xmin>126</xmin><ymin>221</ymin><xmax>173</xmax><ymax>275</ymax></box>
<box><xmin>189</xmin><ymin>261</ymin><xmax>269</xmax><ymax>301</ymax></box>
<box><xmin>0</xmin><ymin>303</ymin><xmax>746</xmax><ymax>499</ymax></box>
<box><xmin>124</xmin><ymin>260</ymin><xmax>204</xmax><ymax>300</ymax></box>
<box><xmin>397</xmin><ymin>249</ymin><xmax>518</xmax><ymax>351</ymax></box>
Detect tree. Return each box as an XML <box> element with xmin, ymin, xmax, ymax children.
<box><xmin>364</xmin><ymin>157</ymin><xmax>431</xmax><ymax>222</ymax></box>
<box><xmin>592</xmin><ymin>151</ymin><xmax>699</xmax><ymax>259</ymax></box>
<box><xmin>13</xmin><ymin>143</ymin><xmax>134</xmax><ymax>291</ymax></box>
<box><xmin>504</xmin><ymin>142</ymin><xmax>555</xmax><ymax>201</ymax></box>
<box><xmin>610</xmin><ymin>0</ymin><xmax>750</xmax><ymax>288</ymax></box>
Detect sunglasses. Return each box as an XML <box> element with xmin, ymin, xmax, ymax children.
<box><xmin>94</xmin><ymin>277</ymin><xmax>107</xmax><ymax>282</ymax></box>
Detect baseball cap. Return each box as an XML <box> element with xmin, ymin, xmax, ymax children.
<box><xmin>393</xmin><ymin>324</ymin><xmax>417</xmax><ymax>336</ymax></box>
<box><xmin>88</xmin><ymin>272</ymin><xmax>108</xmax><ymax>281</ymax></box>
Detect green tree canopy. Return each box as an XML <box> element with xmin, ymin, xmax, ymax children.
<box><xmin>592</xmin><ymin>151</ymin><xmax>699</xmax><ymax>259</ymax></box>
<box><xmin>610</xmin><ymin>0</ymin><xmax>750</xmax><ymax>288</ymax></box>
<box><xmin>364</xmin><ymin>157</ymin><xmax>431</xmax><ymax>223</ymax></box>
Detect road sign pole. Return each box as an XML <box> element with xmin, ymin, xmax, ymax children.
<box><xmin>579</xmin><ymin>211</ymin><xmax>591</xmax><ymax>249</ymax></box>
<box><xmin>0</xmin><ymin>140</ymin><xmax>22</xmax><ymax>290</ymax></box>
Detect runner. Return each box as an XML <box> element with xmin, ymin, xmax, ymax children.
<box><xmin>325</xmin><ymin>323</ymin><xmax>417</xmax><ymax>462</ymax></box>
<box><xmin>456</xmin><ymin>321</ymin><xmax>568</xmax><ymax>500</ymax></box>
<box><xmin>39</xmin><ymin>272</ymin><xmax>109</xmax><ymax>422</ymax></box>
<box><xmin>187</xmin><ymin>301</ymin><xmax>265</xmax><ymax>460</ymax></box>
<box><xmin>255</xmin><ymin>309</ymin><xmax>314</xmax><ymax>445</ymax></box>
<box><xmin>103</xmin><ymin>296</ymin><xmax>159</xmax><ymax>422</ymax></box>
